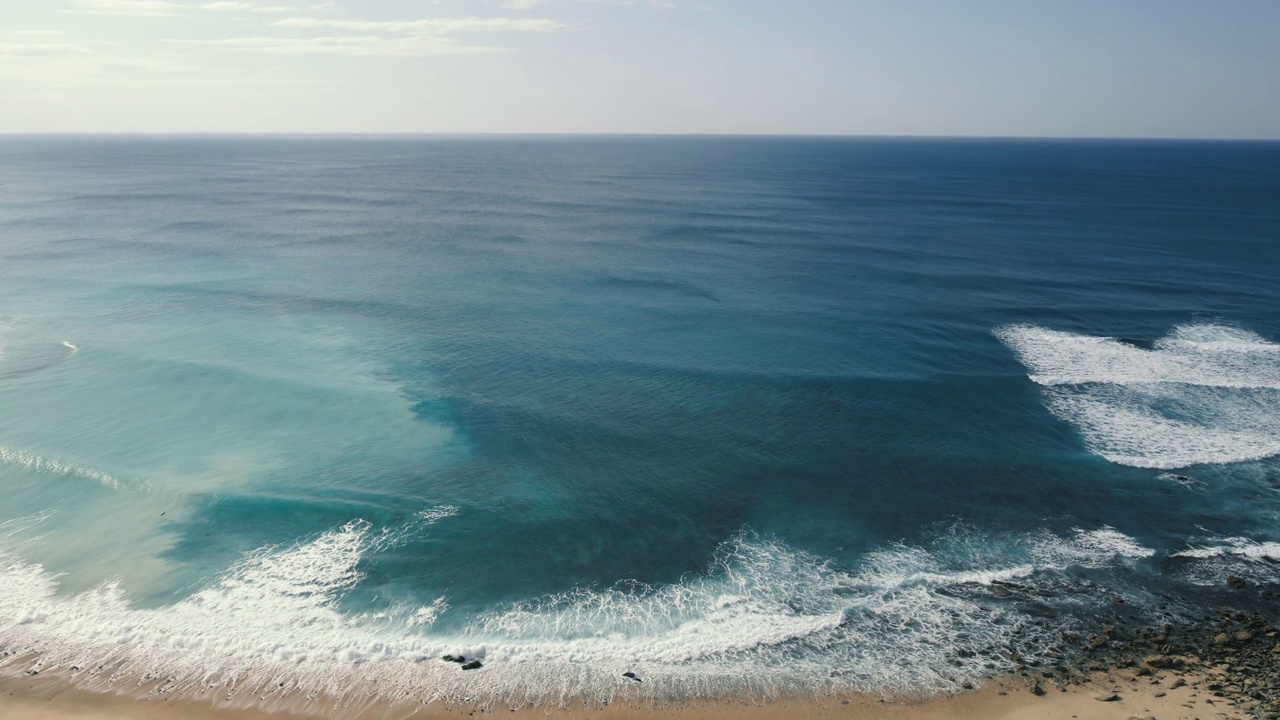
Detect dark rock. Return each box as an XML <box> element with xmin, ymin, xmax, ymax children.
<box><xmin>622</xmin><ymin>672</ymin><xmax>642</xmax><ymax>682</ymax></box>
<box><xmin>1144</xmin><ymin>655</ymin><xmax>1184</xmax><ymax>669</ymax></box>
<box><xmin>461</xmin><ymin>660</ymin><xmax>483</xmax><ymax>670</ymax></box>
<box><xmin>1031</xmin><ymin>681</ymin><xmax>1046</xmax><ymax>696</ymax></box>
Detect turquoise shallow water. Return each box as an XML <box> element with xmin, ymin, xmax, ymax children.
<box><xmin>0</xmin><ymin>137</ymin><xmax>1278</xmax><ymax>703</ymax></box>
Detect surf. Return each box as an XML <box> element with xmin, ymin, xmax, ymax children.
<box><xmin>0</xmin><ymin>515</ymin><xmax>1166</xmax><ymax>707</ymax></box>
<box><xmin>997</xmin><ymin>323</ymin><xmax>1280</xmax><ymax>468</ymax></box>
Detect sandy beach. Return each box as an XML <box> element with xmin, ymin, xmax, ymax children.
<box><xmin>0</xmin><ymin>664</ymin><xmax>1253</xmax><ymax>720</ymax></box>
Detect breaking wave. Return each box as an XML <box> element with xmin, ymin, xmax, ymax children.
<box><xmin>1170</xmin><ymin>536</ymin><xmax>1280</xmax><ymax>587</ymax></box>
<box><xmin>997</xmin><ymin>323</ymin><xmax>1280</xmax><ymax>468</ymax></box>
<box><xmin>0</xmin><ymin>517</ymin><xmax>1158</xmax><ymax>708</ymax></box>
<box><xmin>1172</xmin><ymin>538</ymin><xmax>1280</xmax><ymax>560</ymax></box>
<box><xmin>0</xmin><ymin>448</ymin><xmax>123</xmax><ymax>489</ymax></box>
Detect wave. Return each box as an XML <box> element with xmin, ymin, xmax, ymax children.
<box><xmin>1173</xmin><ymin>537</ymin><xmax>1280</xmax><ymax>560</ymax></box>
<box><xmin>0</xmin><ymin>518</ymin><xmax>1156</xmax><ymax>707</ymax></box>
<box><xmin>0</xmin><ymin>448</ymin><xmax>123</xmax><ymax>489</ymax></box>
<box><xmin>995</xmin><ymin>323</ymin><xmax>1280</xmax><ymax>389</ymax></box>
<box><xmin>1169</xmin><ymin>536</ymin><xmax>1280</xmax><ymax>587</ymax></box>
<box><xmin>997</xmin><ymin>323</ymin><xmax>1280</xmax><ymax>468</ymax></box>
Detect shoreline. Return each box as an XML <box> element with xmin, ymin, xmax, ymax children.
<box><xmin>3</xmin><ymin>609</ymin><xmax>1277</xmax><ymax>719</ymax></box>
<box><xmin>0</xmin><ymin>668</ymin><xmax>1250</xmax><ymax>720</ymax></box>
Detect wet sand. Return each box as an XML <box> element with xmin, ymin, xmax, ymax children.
<box><xmin>0</xmin><ymin>666</ymin><xmax>1247</xmax><ymax>720</ymax></box>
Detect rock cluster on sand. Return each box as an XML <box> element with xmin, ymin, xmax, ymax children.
<box><xmin>1007</xmin><ymin>610</ymin><xmax>1280</xmax><ymax>719</ymax></box>
<box><xmin>441</xmin><ymin>655</ymin><xmax>484</xmax><ymax>671</ymax></box>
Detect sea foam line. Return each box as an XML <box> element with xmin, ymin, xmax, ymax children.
<box><xmin>1172</xmin><ymin>537</ymin><xmax>1280</xmax><ymax>560</ymax></box>
<box><xmin>0</xmin><ymin>519</ymin><xmax>1156</xmax><ymax>707</ymax></box>
<box><xmin>0</xmin><ymin>448</ymin><xmax>122</xmax><ymax>489</ymax></box>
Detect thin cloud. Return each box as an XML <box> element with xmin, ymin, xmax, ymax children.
<box><xmin>0</xmin><ymin>44</ymin><xmax>222</xmax><ymax>87</ymax></box>
<box><xmin>0</xmin><ymin>43</ymin><xmax>93</xmax><ymax>56</ymax></box>
<box><xmin>506</xmin><ymin>0</ymin><xmax>674</xmax><ymax>7</ymax></box>
<box><xmin>200</xmin><ymin>2</ymin><xmax>293</xmax><ymax>13</ymax></box>
<box><xmin>67</xmin><ymin>0</ymin><xmax>183</xmax><ymax>17</ymax></box>
<box><xmin>272</xmin><ymin>16</ymin><xmax>566</xmax><ymax>34</ymax></box>
<box><xmin>166</xmin><ymin>35</ymin><xmax>507</xmax><ymax>57</ymax></box>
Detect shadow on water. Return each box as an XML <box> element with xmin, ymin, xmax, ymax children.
<box><xmin>0</xmin><ymin>340</ymin><xmax>79</xmax><ymax>381</ymax></box>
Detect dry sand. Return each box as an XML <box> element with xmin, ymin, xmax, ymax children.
<box><xmin>0</xmin><ymin>666</ymin><xmax>1246</xmax><ymax>720</ymax></box>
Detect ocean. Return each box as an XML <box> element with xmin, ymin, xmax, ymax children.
<box><xmin>0</xmin><ymin>136</ymin><xmax>1278</xmax><ymax>706</ymax></box>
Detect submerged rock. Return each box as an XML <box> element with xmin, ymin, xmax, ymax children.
<box><xmin>461</xmin><ymin>660</ymin><xmax>483</xmax><ymax>670</ymax></box>
<box><xmin>1227</xmin><ymin>576</ymin><xmax>1247</xmax><ymax>589</ymax></box>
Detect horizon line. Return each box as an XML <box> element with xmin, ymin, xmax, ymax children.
<box><xmin>1</xmin><ymin>131</ymin><xmax>1279</xmax><ymax>142</ymax></box>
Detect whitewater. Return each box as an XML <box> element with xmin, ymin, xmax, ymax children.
<box><xmin>997</xmin><ymin>323</ymin><xmax>1280</xmax><ymax>468</ymax></box>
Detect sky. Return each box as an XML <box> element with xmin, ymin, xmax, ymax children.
<box><xmin>1</xmin><ymin>0</ymin><xmax>1278</xmax><ymax>136</ymax></box>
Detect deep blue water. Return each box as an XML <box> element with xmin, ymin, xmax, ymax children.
<box><xmin>0</xmin><ymin>137</ymin><xmax>1278</xmax><ymax>704</ymax></box>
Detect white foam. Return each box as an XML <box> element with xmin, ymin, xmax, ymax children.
<box><xmin>1045</xmin><ymin>389</ymin><xmax>1280</xmax><ymax>469</ymax></box>
<box><xmin>416</xmin><ymin>505</ymin><xmax>460</xmax><ymax>524</ymax></box>
<box><xmin>1030</xmin><ymin>527</ymin><xmax>1157</xmax><ymax>567</ymax></box>
<box><xmin>1170</xmin><ymin>536</ymin><xmax>1280</xmax><ymax>587</ymax></box>
<box><xmin>407</xmin><ymin>597</ymin><xmax>450</xmax><ymax>628</ymax></box>
<box><xmin>0</xmin><ymin>520</ymin><xmax>1151</xmax><ymax>707</ymax></box>
<box><xmin>996</xmin><ymin>323</ymin><xmax>1280</xmax><ymax>389</ymax></box>
<box><xmin>1172</xmin><ymin>537</ymin><xmax>1280</xmax><ymax>560</ymax></box>
<box><xmin>997</xmin><ymin>323</ymin><xmax>1280</xmax><ymax>468</ymax></box>
<box><xmin>0</xmin><ymin>448</ymin><xmax>123</xmax><ymax>489</ymax></box>
<box><xmin>1156</xmin><ymin>472</ymin><xmax>1199</xmax><ymax>486</ymax></box>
